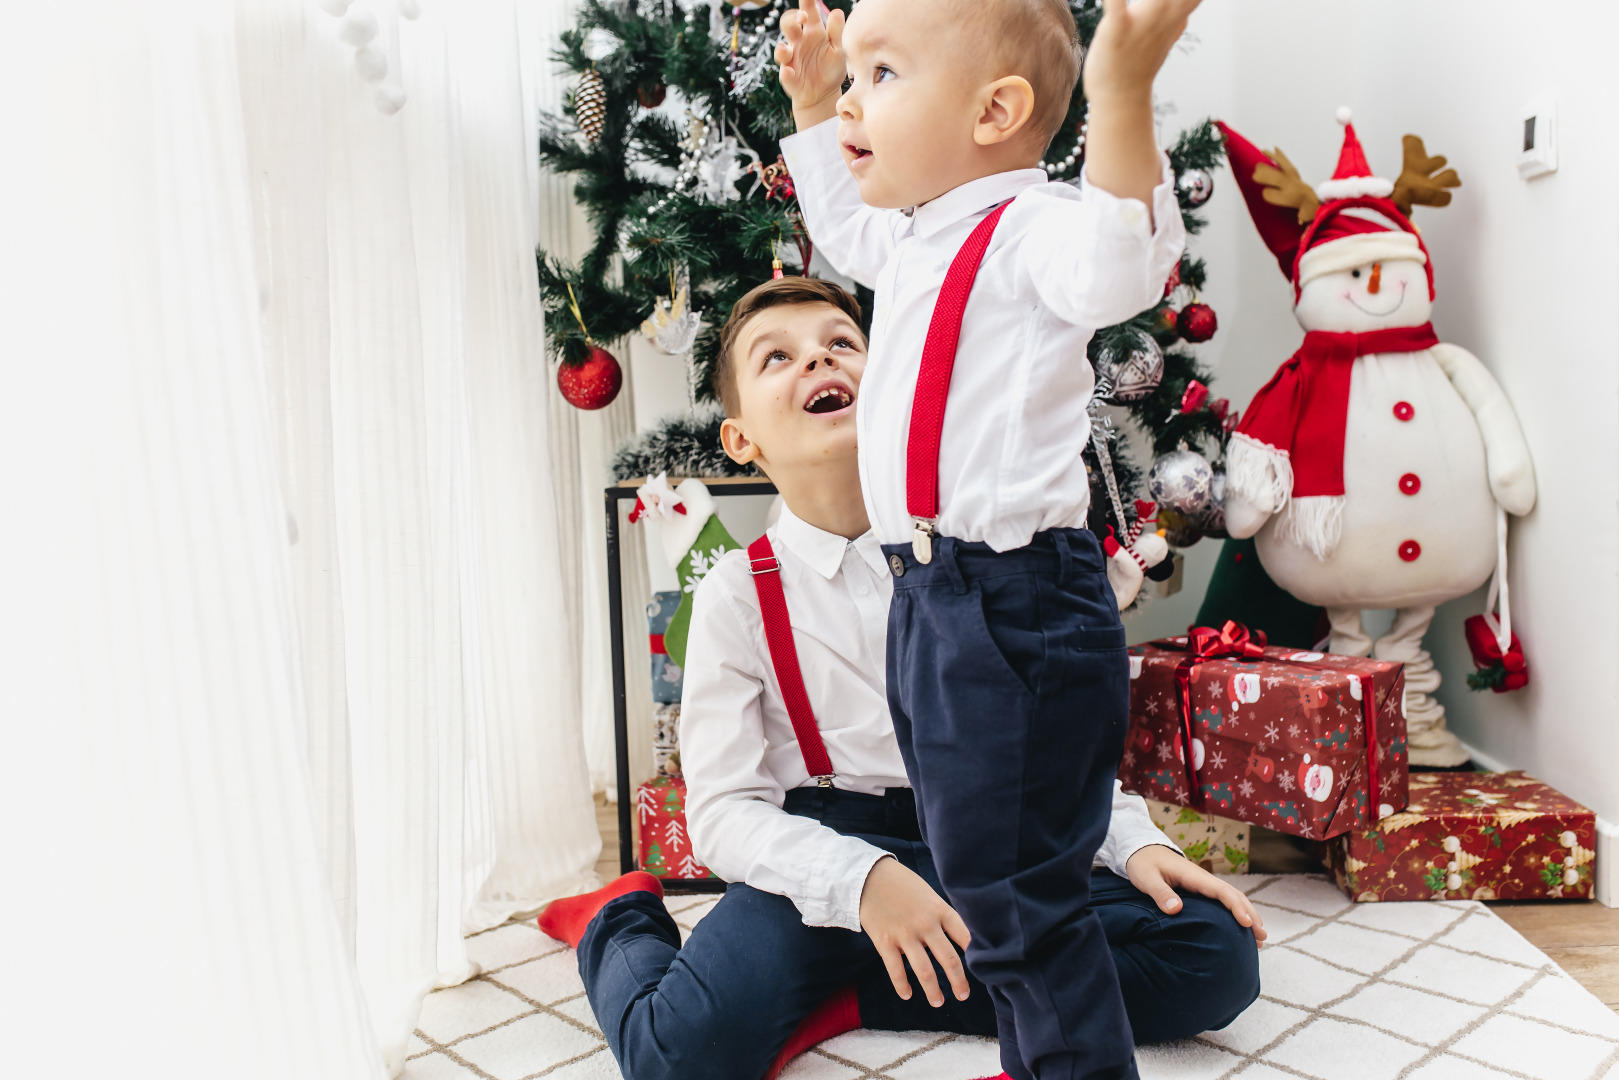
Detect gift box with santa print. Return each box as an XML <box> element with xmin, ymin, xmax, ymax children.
<box><xmin>636</xmin><ymin>775</ymin><xmax>715</xmax><ymax>881</ymax></box>
<box><xmin>1324</xmin><ymin>771</ymin><xmax>1596</xmax><ymax>901</ymax></box>
<box><xmin>1118</xmin><ymin>624</ymin><xmax>1408</xmax><ymax>842</ymax></box>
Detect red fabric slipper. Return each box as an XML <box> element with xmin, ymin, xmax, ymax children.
<box><xmin>536</xmin><ymin>871</ymin><xmax>664</xmax><ymax>949</ymax></box>
<box><xmin>763</xmin><ymin>984</ymin><xmax>860</xmax><ymax>1080</ymax></box>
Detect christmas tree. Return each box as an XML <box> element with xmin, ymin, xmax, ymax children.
<box><xmin>540</xmin><ymin>0</ymin><xmax>1234</xmax><ymax>547</ymax></box>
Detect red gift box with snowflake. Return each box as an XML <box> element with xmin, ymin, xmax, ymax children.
<box><xmin>636</xmin><ymin>775</ymin><xmax>716</xmax><ymax>881</ymax></box>
<box><xmin>1324</xmin><ymin>771</ymin><xmax>1596</xmax><ymax>901</ymax></box>
<box><xmin>1118</xmin><ymin>625</ymin><xmax>1408</xmax><ymax>842</ymax></box>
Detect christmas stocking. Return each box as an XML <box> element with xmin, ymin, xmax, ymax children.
<box><xmin>629</xmin><ymin>475</ymin><xmax>740</xmax><ymax>668</ymax></box>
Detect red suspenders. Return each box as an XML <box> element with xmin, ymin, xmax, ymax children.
<box><xmin>905</xmin><ymin>200</ymin><xmax>1014</xmax><ymax>564</ymax></box>
<box><xmin>747</xmin><ymin>533</ymin><xmax>837</xmax><ymax>787</ymax></box>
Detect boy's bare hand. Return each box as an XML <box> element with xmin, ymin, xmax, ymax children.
<box><xmin>776</xmin><ymin>0</ymin><xmax>845</xmax><ymax>129</ymax></box>
<box><xmin>1125</xmin><ymin>844</ymin><xmax>1269</xmax><ymax>945</ymax></box>
<box><xmin>858</xmin><ymin>856</ymin><xmax>972</xmax><ymax>1007</ymax></box>
<box><xmin>1084</xmin><ymin>0</ymin><xmax>1201</xmax><ymax>107</ymax></box>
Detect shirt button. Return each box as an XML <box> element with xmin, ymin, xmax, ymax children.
<box><xmin>888</xmin><ymin>553</ymin><xmax>907</xmax><ymax>577</ymax></box>
<box><xmin>1121</xmin><ymin>205</ymin><xmax>1145</xmax><ymax>227</ymax></box>
<box><xmin>1398</xmin><ymin>540</ymin><xmax>1422</xmax><ymax>562</ymax></box>
<box><xmin>1399</xmin><ymin>473</ymin><xmax>1421</xmax><ymax>495</ymax></box>
<box><xmin>854</xmin><ymin>581</ymin><xmax>870</xmax><ymax>596</ymax></box>
<box><xmin>1393</xmin><ymin>401</ymin><xmax>1415</xmax><ymax>422</ymax></box>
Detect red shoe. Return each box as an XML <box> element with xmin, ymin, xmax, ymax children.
<box><xmin>763</xmin><ymin>984</ymin><xmax>860</xmax><ymax>1080</ymax></box>
<box><xmin>536</xmin><ymin>871</ymin><xmax>663</xmax><ymax>949</ymax></box>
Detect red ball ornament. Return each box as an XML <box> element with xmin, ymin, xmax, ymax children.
<box><xmin>1177</xmin><ymin>302</ymin><xmax>1218</xmax><ymax>343</ymax></box>
<box><xmin>557</xmin><ymin>345</ymin><xmax>623</xmax><ymax>410</ymax></box>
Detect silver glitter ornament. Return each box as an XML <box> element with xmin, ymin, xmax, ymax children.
<box><xmin>1176</xmin><ymin>167</ymin><xmax>1214</xmax><ymax>208</ymax></box>
<box><xmin>1148</xmin><ymin>448</ymin><xmax>1215</xmax><ymax>516</ymax></box>
<box><xmin>1193</xmin><ymin>468</ymin><xmax>1228</xmax><ymax>538</ymax></box>
<box><xmin>1097</xmin><ymin>336</ymin><xmax>1164</xmax><ymax>402</ymax></box>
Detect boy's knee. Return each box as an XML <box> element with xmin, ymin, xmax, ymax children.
<box><xmin>1178</xmin><ymin>897</ymin><xmax>1261</xmax><ymax>1030</ymax></box>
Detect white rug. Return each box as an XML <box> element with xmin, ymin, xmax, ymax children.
<box><xmin>404</xmin><ymin>875</ymin><xmax>1619</xmax><ymax>1080</ymax></box>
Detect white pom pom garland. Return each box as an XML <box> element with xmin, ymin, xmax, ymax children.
<box><xmin>339</xmin><ymin>6</ymin><xmax>379</xmax><ymax>46</ymax></box>
<box><xmin>397</xmin><ymin>0</ymin><xmax>421</xmax><ymax>18</ymax></box>
<box><xmin>374</xmin><ymin>82</ymin><xmax>407</xmax><ymax>115</ymax></box>
<box><xmin>353</xmin><ymin>44</ymin><xmax>388</xmax><ymax>82</ymax></box>
<box><xmin>317</xmin><ymin>0</ymin><xmax>352</xmax><ymax>15</ymax></box>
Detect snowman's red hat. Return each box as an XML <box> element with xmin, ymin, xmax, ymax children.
<box><xmin>1218</xmin><ymin>108</ymin><xmax>1440</xmax><ymax>302</ymax></box>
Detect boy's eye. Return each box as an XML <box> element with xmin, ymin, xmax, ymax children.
<box><xmin>874</xmin><ymin>65</ymin><xmax>894</xmax><ymax>83</ymax></box>
<box><xmin>831</xmin><ymin>337</ymin><xmax>856</xmax><ymax>350</ymax></box>
<box><xmin>841</xmin><ymin>74</ymin><xmax>852</xmax><ymax>93</ymax></box>
<box><xmin>764</xmin><ymin>350</ymin><xmax>791</xmax><ymax>366</ymax></box>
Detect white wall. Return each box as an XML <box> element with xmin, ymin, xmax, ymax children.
<box><xmin>1147</xmin><ymin>1</ymin><xmax>1619</xmax><ymax>901</ymax></box>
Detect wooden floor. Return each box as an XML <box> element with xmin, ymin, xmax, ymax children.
<box><xmin>594</xmin><ymin>794</ymin><xmax>1618</xmax><ymax>1014</ymax></box>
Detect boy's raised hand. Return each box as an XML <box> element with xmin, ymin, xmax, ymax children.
<box><xmin>859</xmin><ymin>856</ymin><xmax>973</xmax><ymax>1008</ymax></box>
<box><xmin>776</xmin><ymin>0</ymin><xmax>846</xmax><ymax>130</ymax></box>
<box><xmin>1126</xmin><ymin>844</ymin><xmax>1269</xmax><ymax>945</ymax></box>
<box><xmin>1084</xmin><ymin>0</ymin><xmax>1202</xmax><ymax>107</ymax></box>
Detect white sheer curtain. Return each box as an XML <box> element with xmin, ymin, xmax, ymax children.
<box><xmin>4</xmin><ymin>1</ymin><xmax>599</xmax><ymax>1076</ymax></box>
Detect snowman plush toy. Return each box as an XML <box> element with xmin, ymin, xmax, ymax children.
<box><xmin>1217</xmin><ymin>110</ymin><xmax>1536</xmax><ymax>767</ymax></box>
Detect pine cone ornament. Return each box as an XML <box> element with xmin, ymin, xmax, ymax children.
<box><xmin>576</xmin><ymin>67</ymin><xmax>608</xmax><ymax>143</ymax></box>
<box><xmin>1177</xmin><ymin>302</ymin><xmax>1218</xmax><ymax>343</ymax></box>
<box><xmin>558</xmin><ymin>345</ymin><xmax>623</xmax><ymax>410</ymax></box>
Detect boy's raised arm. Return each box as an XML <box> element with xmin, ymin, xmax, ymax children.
<box><xmin>777</xmin><ymin>0</ymin><xmax>903</xmax><ymax>287</ymax></box>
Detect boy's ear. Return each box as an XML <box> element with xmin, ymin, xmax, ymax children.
<box><xmin>720</xmin><ymin>416</ymin><xmax>762</xmax><ymax>469</ymax></box>
<box><xmin>972</xmin><ymin>75</ymin><xmax>1036</xmax><ymax>148</ymax></box>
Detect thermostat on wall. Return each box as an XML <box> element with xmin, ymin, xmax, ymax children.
<box><xmin>1518</xmin><ymin>97</ymin><xmax>1557</xmax><ymax>180</ymax></box>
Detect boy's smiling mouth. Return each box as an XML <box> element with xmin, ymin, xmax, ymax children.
<box><xmin>803</xmin><ymin>378</ymin><xmax>856</xmax><ymax>415</ymax></box>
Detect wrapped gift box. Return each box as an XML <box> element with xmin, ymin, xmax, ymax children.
<box><xmin>1144</xmin><ymin>798</ymin><xmax>1250</xmax><ymax>874</ymax></box>
<box><xmin>653</xmin><ymin>703</ymin><xmax>681</xmax><ymax>777</ymax></box>
<box><xmin>1119</xmin><ymin>630</ymin><xmax>1408</xmax><ymax>842</ymax></box>
<box><xmin>636</xmin><ymin>775</ymin><xmax>715</xmax><ymax>881</ymax></box>
<box><xmin>1324</xmin><ymin>771</ymin><xmax>1596</xmax><ymax>901</ymax></box>
<box><xmin>648</xmin><ymin>591</ymin><xmax>684</xmax><ymax>704</ymax></box>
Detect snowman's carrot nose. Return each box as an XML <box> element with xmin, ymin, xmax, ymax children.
<box><xmin>1367</xmin><ymin>262</ymin><xmax>1382</xmax><ymax>294</ymax></box>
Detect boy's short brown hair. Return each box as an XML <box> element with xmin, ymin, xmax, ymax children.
<box><xmin>712</xmin><ymin>276</ymin><xmax>864</xmax><ymax>418</ymax></box>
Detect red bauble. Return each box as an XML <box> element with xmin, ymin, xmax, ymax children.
<box><xmin>636</xmin><ymin>81</ymin><xmax>667</xmax><ymax>109</ymax></box>
<box><xmin>558</xmin><ymin>345</ymin><xmax>623</xmax><ymax>410</ymax></box>
<box><xmin>1177</xmin><ymin>302</ymin><xmax>1218</xmax><ymax>343</ymax></box>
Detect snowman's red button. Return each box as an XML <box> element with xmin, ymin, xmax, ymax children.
<box><xmin>1398</xmin><ymin>540</ymin><xmax>1422</xmax><ymax>562</ymax></box>
<box><xmin>1393</xmin><ymin>401</ymin><xmax>1415</xmax><ymax>421</ymax></box>
<box><xmin>1399</xmin><ymin>473</ymin><xmax>1421</xmax><ymax>495</ymax></box>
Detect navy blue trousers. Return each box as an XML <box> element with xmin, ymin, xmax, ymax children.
<box><xmin>884</xmin><ymin>528</ymin><xmax>1135</xmax><ymax>1080</ymax></box>
<box><xmin>577</xmin><ymin>787</ymin><xmax>1259</xmax><ymax>1080</ymax></box>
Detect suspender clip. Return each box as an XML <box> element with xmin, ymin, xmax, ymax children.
<box><xmin>911</xmin><ymin>518</ymin><xmax>936</xmax><ymax>565</ymax></box>
<box><xmin>813</xmin><ymin>774</ymin><xmax>835</xmax><ymax>789</ymax></box>
<box><xmin>748</xmin><ymin>556</ymin><xmax>781</xmax><ymax>576</ymax></box>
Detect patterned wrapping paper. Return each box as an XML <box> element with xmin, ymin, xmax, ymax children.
<box><xmin>1324</xmin><ymin>771</ymin><xmax>1597</xmax><ymax>901</ymax></box>
<box><xmin>648</xmin><ymin>590</ymin><xmax>684</xmax><ymax>704</ymax></box>
<box><xmin>653</xmin><ymin>703</ymin><xmax>681</xmax><ymax>777</ymax></box>
<box><xmin>1118</xmin><ymin>636</ymin><xmax>1409</xmax><ymax>842</ymax></box>
<box><xmin>1144</xmin><ymin>798</ymin><xmax>1250</xmax><ymax>874</ymax></box>
<box><xmin>636</xmin><ymin>775</ymin><xmax>715</xmax><ymax>881</ymax></box>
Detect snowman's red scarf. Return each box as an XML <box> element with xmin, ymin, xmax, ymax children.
<box><xmin>1227</xmin><ymin>323</ymin><xmax>1440</xmax><ymax>558</ymax></box>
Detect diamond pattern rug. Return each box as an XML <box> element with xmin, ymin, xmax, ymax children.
<box><xmin>404</xmin><ymin>875</ymin><xmax>1619</xmax><ymax>1080</ymax></box>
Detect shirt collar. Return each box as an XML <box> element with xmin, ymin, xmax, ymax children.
<box><xmin>773</xmin><ymin>505</ymin><xmax>883</xmax><ymax>580</ymax></box>
<box><xmin>908</xmin><ymin>168</ymin><xmax>1048</xmax><ymax>239</ymax></box>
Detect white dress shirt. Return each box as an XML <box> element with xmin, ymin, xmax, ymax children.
<box><xmin>681</xmin><ymin>507</ymin><xmax>1177</xmax><ymax>931</ymax></box>
<box><xmin>780</xmin><ymin>119</ymin><xmax>1185</xmax><ymax>552</ymax></box>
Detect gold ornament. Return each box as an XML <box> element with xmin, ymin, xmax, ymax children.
<box><xmin>576</xmin><ymin>66</ymin><xmax>607</xmax><ymax>143</ymax></box>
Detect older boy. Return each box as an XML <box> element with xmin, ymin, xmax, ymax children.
<box><xmin>538</xmin><ymin>279</ymin><xmax>1260</xmax><ymax>1080</ymax></box>
<box><xmin>775</xmin><ymin>2</ymin><xmax>1198</xmax><ymax>1076</ymax></box>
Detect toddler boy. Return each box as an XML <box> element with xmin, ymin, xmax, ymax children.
<box><xmin>538</xmin><ymin>280</ymin><xmax>1260</xmax><ymax>1080</ymax></box>
<box><xmin>776</xmin><ymin>1</ymin><xmax>1198</xmax><ymax>1077</ymax></box>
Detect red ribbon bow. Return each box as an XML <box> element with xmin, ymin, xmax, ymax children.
<box><xmin>1179</xmin><ymin>379</ymin><xmax>1211</xmax><ymax>414</ymax></box>
<box><xmin>1185</xmin><ymin>620</ymin><xmax>1267</xmax><ymax>661</ymax></box>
